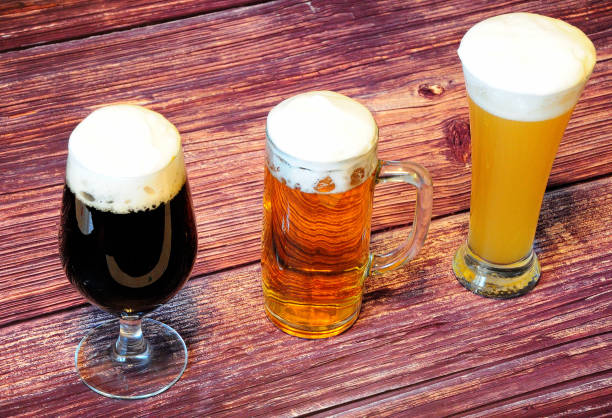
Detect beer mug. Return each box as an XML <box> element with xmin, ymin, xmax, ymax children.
<box><xmin>261</xmin><ymin>91</ymin><xmax>433</xmax><ymax>338</ymax></box>
<box><xmin>453</xmin><ymin>13</ymin><xmax>596</xmax><ymax>298</ymax></box>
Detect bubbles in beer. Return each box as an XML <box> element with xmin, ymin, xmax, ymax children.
<box><xmin>266</xmin><ymin>91</ymin><xmax>378</xmax><ymax>194</ymax></box>
<box><xmin>350</xmin><ymin>168</ymin><xmax>365</xmax><ymax>186</ymax></box>
<box><xmin>458</xmin><ymin>13</ymin><xmax>596</xmax><ymax>121</ymax></box>
<box><xmin>66</xmin><ymin>104</ymin><xmax>186</xmax><ymax>213</ymax></box>
<box><xmin>315</xmin><ymin>176</ymin><xmax>335</xmax><ymax>193</ymax></box>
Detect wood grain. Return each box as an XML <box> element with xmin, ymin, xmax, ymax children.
<box><xmin>0</xmin><ymin>0</ymin><xmax>266</xmax><ymax>52</ymax></box>
<box><xmin>1</xmin><ymin>0</ymin><xmax>611</xmax><ymax>327</ymax></box>
<box><xmin>0</xmin><ymin>175</ymin><xmax>610</xmax><ymax>416</ymax></box>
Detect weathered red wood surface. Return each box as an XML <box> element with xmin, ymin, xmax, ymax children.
<box><xmin>1</xmin><ymin>0</ymin><xmax>611</xmax><ymax>415</ymax></box>
<box><xmin>0</xmin><ymin>0</ymin><xmax>263</xmax><ymax>51</ymax></box>
<box><xmin>1</xmin><ymin>0</ymin><xmax>611</xmax><ymax>327</ymax></box>
<box><xmin>0</xmin><ymin>177</ymin><xmax>610</xmax><ymax>416</ymax></box>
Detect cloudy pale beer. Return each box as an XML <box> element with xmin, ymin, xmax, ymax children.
<box><xmin>468</xmin><ymin>99</ymin><xmax>574</xmax><ymax>264</ymax></box>
<box><xmin>262</xmin><ymin>91</ymin><xmax>432</xmax><ymax>338</ymax></box>
<box><xmin>453</xmin><ymin>13</ymin><xmax>596</xmax><ymax>297</ymax></box>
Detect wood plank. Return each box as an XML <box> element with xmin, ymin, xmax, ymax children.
<box><xmin>0</xmin><ymin>0</ymin><xmax>266</xmax><ymax>52</ymax></box>
<box><xmin>0</xmin><ymin>175</ymin><xmax>610</xmax><ymax>416</ymax></box>
<box><xmin>1</xmin><ymin>0</ymin><xmax>611</xmax><ymax>325</ymax></box>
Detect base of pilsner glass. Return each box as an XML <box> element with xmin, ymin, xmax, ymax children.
<box><xmin>75</xmin><ymin>318</ymin><xmax>187</xmax><ymax>399</ymax></box>
<box><xmin>453</xmin><ymin>242</ymin><xmax>540</xmax><ymax>299</ymax></box>
<box><xmin>264</xmin><ymin>302</ymin><xmax>361</xmax><ymax>339</ymax></box>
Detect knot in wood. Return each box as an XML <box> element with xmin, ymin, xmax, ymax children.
<box><xmin>444</xmin><ymin>118</ymin><xmax>471</xmax><ymax>164</ymax></box>
<box><xmin>418</xmin><ymin>83</ymin><xmax>444</xmax><ymax>98</ymax></box>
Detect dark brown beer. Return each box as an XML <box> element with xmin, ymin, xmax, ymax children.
<box><xmin>59</xmin><ymin>183</ymin><xmax>197</xmax><ymax>316</ymax></box>
<box><xmin>261</xmin><ymin>166</ymin><xmax>375</xmax><ymax>338</ymax></box>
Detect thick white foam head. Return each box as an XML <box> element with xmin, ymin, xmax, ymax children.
<box><xmin>66</xmin><ymin>104</ymin><xmax>186</xmax><ymax>213</ymax></box>
<box><xmin>458</xmin><ymin>13</ymin><xmax>596</xmax><ymax>121</ymax></box>
<box><xmin>266</xmin><ymin>91</ymin><xmax>378</xmax><ymax>193</ymax></box>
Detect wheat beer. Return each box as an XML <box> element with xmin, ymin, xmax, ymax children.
<box><xmin>468</xmin><ymin>98</ymin><xmax>573</xmax><ymax>264</ymax></box>
<box><xmin>453</xmin><ymin>13</ymin><xmax>596</xmax><ymax>297</ymax></box>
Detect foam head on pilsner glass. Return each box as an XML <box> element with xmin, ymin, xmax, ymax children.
<box><xmin>266</xmin><ymin>91</ymin><xmax>378</xmax><ymax>194</ymax></box>
<box><xmin>66</xmin><ymin>104</ymin><xmax>186</xmax><ymax>214</ymax></box>
<box><xmin>457</xmin><ymin>13</ymin><xmax>596</xmax><ymax>122</ymax></box>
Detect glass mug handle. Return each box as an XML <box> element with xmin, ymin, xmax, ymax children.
<box><xmin>370</xmin><ymin>160</ymin><xmax>433</xmax><ymax>274</ymax></box>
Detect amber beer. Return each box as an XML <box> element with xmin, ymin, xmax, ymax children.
<box><xmin>262</xmin><ymin>150</ymin><xmax>376</xmax><ymax>338</ymax></box>
<box><xmin>262</xmin><ymin>91</ymin><xmax>433</xmax><ymax>338</ymax></box>
<box><xmin>453</xmin><ymin>13</ymin><xmax>596</xmax><ymax>297</ymax></box>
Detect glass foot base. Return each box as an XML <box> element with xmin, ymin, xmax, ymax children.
<box><xmin>75</xmin><ymin>318</ymin><xmax>188</xmax><ymax>399</ymax></box>
<box><xmin>453</xmin><ymin>243</ymin><xmax>540</xmax><ymax>299</ymax></box>
<box><xmin>264</xmin><ymin>303</ymin><xmax>361</xmax><ymax>339</ymax></box>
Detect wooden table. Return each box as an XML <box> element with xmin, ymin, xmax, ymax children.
<box><xmin>1</xmin><ymin>1</ymin><xmax>611</xmax><ymax>415</ymax></box>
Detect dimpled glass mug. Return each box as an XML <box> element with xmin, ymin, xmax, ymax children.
<box><xmin>261</xmin><ymin>91</ymin><xmax>433</xmax><ymax>338</ymax></box>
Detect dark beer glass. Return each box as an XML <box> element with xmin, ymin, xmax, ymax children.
<box><xmin>59</xmin><ymin>105</ymin><xmax>197</xmax><ymax>399</ymax></box>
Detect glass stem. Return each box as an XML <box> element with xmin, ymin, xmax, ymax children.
<box><xmin>112</xmin><ymin>315</ymin><xmax>151</xmax><ymax>364</ymax></box>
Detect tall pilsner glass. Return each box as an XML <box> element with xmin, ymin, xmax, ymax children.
<box><xmin>59</xmin><ymin>105</ymin><xmax>197</xmax><ymax>398</ymax></box>
<box><xmin>453</xmin><ymin>13</ymin><xmax>596</xmax><ymax>298</ymax></box>
<box><xmin>262</xmin><ymin>91</ymin><xmax>433</xmax><ymax>338</ymax></box>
